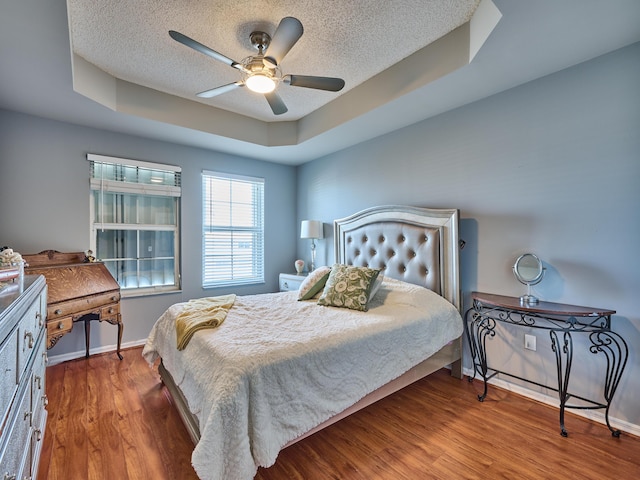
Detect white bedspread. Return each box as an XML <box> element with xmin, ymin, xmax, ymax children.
<box><xmin>142</xmin><ymin>277</ymin><xmax>462</xmax><ymax>480</ymax></box>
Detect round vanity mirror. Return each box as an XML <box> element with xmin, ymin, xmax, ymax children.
<box><xmin>513</xmin><ymin>253</ymin><xmax>544</xmax><ymax>305</ymax></box>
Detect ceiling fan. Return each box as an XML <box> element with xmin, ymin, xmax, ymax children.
<box><xmin>169</xmin><ymin>17</ymin><xmax>345</xmax><ymax>115</ymax></box>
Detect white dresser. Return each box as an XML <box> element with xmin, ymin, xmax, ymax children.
<box><xmin>0</xmin><ymin>275</ymin><xmax>48</xmax><ymax>480</ymax></box>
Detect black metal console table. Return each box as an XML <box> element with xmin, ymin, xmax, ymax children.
<box><xmin>465</xmin><ymin>292</ymin><xmax>628</xmax><ymax>437</ymax></box>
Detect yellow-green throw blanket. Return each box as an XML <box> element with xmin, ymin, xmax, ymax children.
<box><xmin>175</xmin><ymin>294</ymin><xmax>236</xmax><ymax>350</ymax></box>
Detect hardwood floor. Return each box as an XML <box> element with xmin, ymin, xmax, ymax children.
<box><xmin>39</xmin><ymin>347</ymin><xmax>639</xmax><ymax>480</ymax></box>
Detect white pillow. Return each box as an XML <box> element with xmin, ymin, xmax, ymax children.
<box><xmin>297</xmin><ymin>266</ymin><xmax>331</xmax><ymax>300</ymax></box>
<box><xmin>369</xmin><ymin>272</ymin><xmax>384</xmax><ymax>299</ymax></box>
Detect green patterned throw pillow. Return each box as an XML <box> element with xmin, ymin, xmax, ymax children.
<box><xmin>317</xmin><ymin>264</ymin><xmax>381</xmax><ymax>311</ymax></box>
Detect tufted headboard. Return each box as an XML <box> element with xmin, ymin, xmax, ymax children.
<box><xmin>334</xmin><ymin>205</ymin><xmax>460</xmax><ymax>312</ymax></box>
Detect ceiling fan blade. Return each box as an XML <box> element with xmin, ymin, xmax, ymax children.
<box><xmin>169</xmin><ymin>30</ymin><xmax>244</xmax><ymax>71</ymax></box>
<box><xmin>264</xmin><ymin>17</ymin><xmax>303</xmax><ymax>66</ymax></box>
<box><xmin>197</xmin><ymin>82</ymin><xmax>244</xmax><ymax>98</ymax></box>
<box><xmin>285</xmin><ymin>75</ymin><xmax>345</xmax><ymax>92</ymax></box>
<box><xmin>264</xmin><ymin>91</ymin><xmax>288</xmax><ymax>115</ymax></box>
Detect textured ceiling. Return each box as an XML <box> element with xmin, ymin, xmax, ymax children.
<box><xmin>2</xmin><ymin>1</ymin><xmax>639</xmax><ymax>165</ymax></box>
<box><xmin>66</xmin><ymin>0</ymin><xmax>480</xmax><ymax>122</ymax></box>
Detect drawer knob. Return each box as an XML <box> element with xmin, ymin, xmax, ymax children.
<box><xmin>35</xmin><ymin>375</ymin><xmax>42</xmax><ymax>389</ymax></box>
<box><xmin>58</xmin><ymin>322</ymin><xmax>65</xmax><ymax>330</ymax></box>
<box><xmin>43</xmin><ymin>394</ymin><xmax>49</xmax><ymax>407</ymax></box>
<box><xmin>24</xmin><ymin>331</ymin><xmax>34</xmax><ymax>348</ymax></box>
<box><xmin>55</xmin><ymin>309</ymin><xmax>62</xmax><ymax>315</ymax></box>
<box><xmin>4</xmin><ymin>474</ymin><xmax>17</xmax><ymax>480</ymax></box>
<box><xmin>35</xmin><ymin>428</ymin><xmax>43</xmax><ymax>441</ymax></box>
<box><xmin>36</xmin><ymin>312</ymin><xmax>44</xmax><ymax>326</ymax></box>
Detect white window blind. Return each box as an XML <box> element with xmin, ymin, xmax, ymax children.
<box><xmin>202</xmin><ymin>171</ymin><xmax>264</xmax><ymax>287</ymax></box>
<box><xmin>88</xmin><ymin>154</ymin><xmax>181</xmax><ymax>295</ymax></box>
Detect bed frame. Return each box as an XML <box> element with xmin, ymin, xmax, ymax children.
<box><xmin>159</xmin><ymin>205</ymin><xmax>462</xmax><ymax>446</ymax></box>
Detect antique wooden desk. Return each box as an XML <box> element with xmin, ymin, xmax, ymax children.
<box><xmin>23</xmin><ymin>250</ymin><xmax>123</xmax><ymax>359</ymax></box>
<box><xmin>465</xmin><ymin>292</ymin><xmax>627</xmax><ymax>437</ymax></box>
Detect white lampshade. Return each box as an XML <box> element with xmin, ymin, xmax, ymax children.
<box><xmin>300</xmin><ymin>220</ymin><xmax>324</xmax><ymax>239</ymax></box>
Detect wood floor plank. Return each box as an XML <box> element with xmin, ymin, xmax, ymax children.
<box><xmin>109</xmin><ymin>353</ymin><xmax>170</xmax><ymax>479</ymax></box>
<box><xmin>38</xmin><ymin>347</ymin><xmax>640</xmax><ymax>480</ymax></box>
<box><xmin>127</xmin><ymin>351</ymin><xmax>198</xmax><ymax>478</ymax></box>
<box><xmin>106</xmin><ymin>355</ymin><xmax>149</xmax><ymax>477</ymax></box>
<box><xmin>86</xmin><ymin>354</ymin><xmax>128</xmax><ymax>479</ymax></box>
<box><xmin>45</xmin><ymin>358</ymin><xmax>90</xmax><ymax>480</ymax></box>
<box><xmin>117</xmin><ymin>352</ymin><xmax>166</xmax><ymax>472</ymax></box>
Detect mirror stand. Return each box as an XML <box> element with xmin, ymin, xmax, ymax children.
<box><xmin>513</xmin><ymin>253</ymin><xmax>544</xmax><ymax>306</ymax></box>
<box><xmin>520</xmin><ymin>284</ymin><xmax>539</xmax><ymax>305</ymax></box>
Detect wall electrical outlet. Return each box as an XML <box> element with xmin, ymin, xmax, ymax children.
<box><xmin>525</xmin><ymin>334</ymin><xmax>537</xmax><ymax>351</ymax></box>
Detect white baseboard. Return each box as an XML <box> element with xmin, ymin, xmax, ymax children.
<box><xmin>463</xmin><ymin>367</ymin><xmax>640</xmax><ymax>438</ymax></box>
<box><xmin>47</xmin><ymin>339</ymin><xmax>148</xmax><ymax>365</ymax></box>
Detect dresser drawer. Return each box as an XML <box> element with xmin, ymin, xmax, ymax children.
<box><xmin>31</xmin><ymin>334</ymin><xmax>47</xmax><ymax>459</ymax></box>
<box><xmin>47</xmin><ymin>290</ymin><xmax>120</xmax><ymax>319</ymax></box>
<box><xmin>17</xmin><ymin>312</ymin><xmax>39</xmax><ymax>387</ymax></box>
<box><xmin>46</xmin><ymin>317</ymin><xmax>73</xmax><ymax>336</ymax></box>
<box><xmin>100</xmin><ymin>302</ymin><xmax>120</xmax><ymax>320</ymax></box>
<box><xmin>46</xmin><ymin>316</ymin><xmax>73</xmax><ymax>349</ymax></box>
<box><xmin>0</xmin><ymin>330</ymin><xmax>19</xmax><ymax>433</ymax></box>
<box><xmin>24</xmin><ymin>293</ymin><xmax>45</xmax><ymax>338</ymax></box>
<box><xmin>0</xmin><ymin>377</ymin><xmax>32</xmax><ymax>480</ymax></box>
<box><xmin>39</xmin><ymin>287</ymin><xmax>48</xmax><ymax>324</ymax></box>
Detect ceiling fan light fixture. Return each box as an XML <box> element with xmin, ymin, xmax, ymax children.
<box><xmin>169</xmin><ymin>18</ymin><xmax>344</xmax><ymax>115</ymax></box>
<box><xmin>241</xmin><ymin>54</ymin><xmax>281</xmax><ymax>94</ymax></box>
<box><xmin>245</xmin><ymin>73</ymin><xmax>277</xmax><ymax>93</ymax></box>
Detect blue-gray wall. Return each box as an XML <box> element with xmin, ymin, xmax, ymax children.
<box><xmin>0</xmin><ymin>113</ymin><xmax>297</xmax><ymax>357</ymax></box>
<box><xmin>0</xmin><ymin>41</ymin><xmax>637</xmax><ymax>432</ymax></box>
<box><xmin>296</xmin><ymin>42</ymin><xmax>640</xmax><ymax>429</ymax></box>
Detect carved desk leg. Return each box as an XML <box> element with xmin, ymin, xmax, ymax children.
<box><xmin>103</xmin><ymin>314</ymin><xmax>124</xmax><ymax>360</ymax></box>
<box><xmin>116</xmin><ymin>318</ymin><xmax>123</xmax><ymax>360</ymax></box>
<box><xmin>84</xmin><ymin>316</ymin><xmax>91</xmax><ymax>358</ymax></box>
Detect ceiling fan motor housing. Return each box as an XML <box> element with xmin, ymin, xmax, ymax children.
<box><xmin>250</xmin><ymin>31</ymin><xmax>271</xmax><ymax>53</ymax></box>
<box><xmin>242</xmin><ymin>31</ymin><xmax>282</xmax><ymax>92</ymax></box>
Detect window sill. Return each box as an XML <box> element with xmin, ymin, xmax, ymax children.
<box><xmin>121</xmin><ymin>286</ymin><xmax>182</xmax><ymax>299</ymax></box>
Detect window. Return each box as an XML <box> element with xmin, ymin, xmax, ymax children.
<box><xmin>202</xmin><ymin>171</ymin><xmax>264</xmax><ymax>288</ymax></box>
<box><xmin>88</xmin><ymin>154</ymin><xmax>181</xmax><ymax>296</ymax></box>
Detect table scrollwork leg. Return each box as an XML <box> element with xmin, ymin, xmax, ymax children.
<box><xmin>550</xmin><ymin>330</ymin><xmax>573</xmax><ymax>437</ymax></box>
<box><xmin>465</xmin><ymin>309</ymin><xmax>496</xmax><ymax>402</ymax></box>
<box><xmin>589</xmin><ymin>330</ymin><xmax>628</xmax><ymax>437</ymax></box>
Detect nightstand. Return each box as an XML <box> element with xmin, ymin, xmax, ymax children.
<box><xmin>279</xmin><ymin>273</ymin><xmax>307</xmax><ymax>292</ymax></box>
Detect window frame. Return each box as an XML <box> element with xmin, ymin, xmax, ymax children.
<box><xmin>201</xmin><ymin>170</ymin><xmax>265</xmax><ymax>289</ymax></box>
<box><xmin>88</xmin><ymin>154</ymin><xmax>182</xmax><ymax>297</ymax></box>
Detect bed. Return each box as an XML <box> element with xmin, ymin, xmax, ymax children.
<box><xmin>142</xmin><ymin>205</ymin><xmax>463</xmax><ymax>480</ymax></box>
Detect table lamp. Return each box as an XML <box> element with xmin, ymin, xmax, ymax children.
<box><xmin>300</xmin><ymin>220</ymin><xmax>323</xmax><ymax>272</ymax></box>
